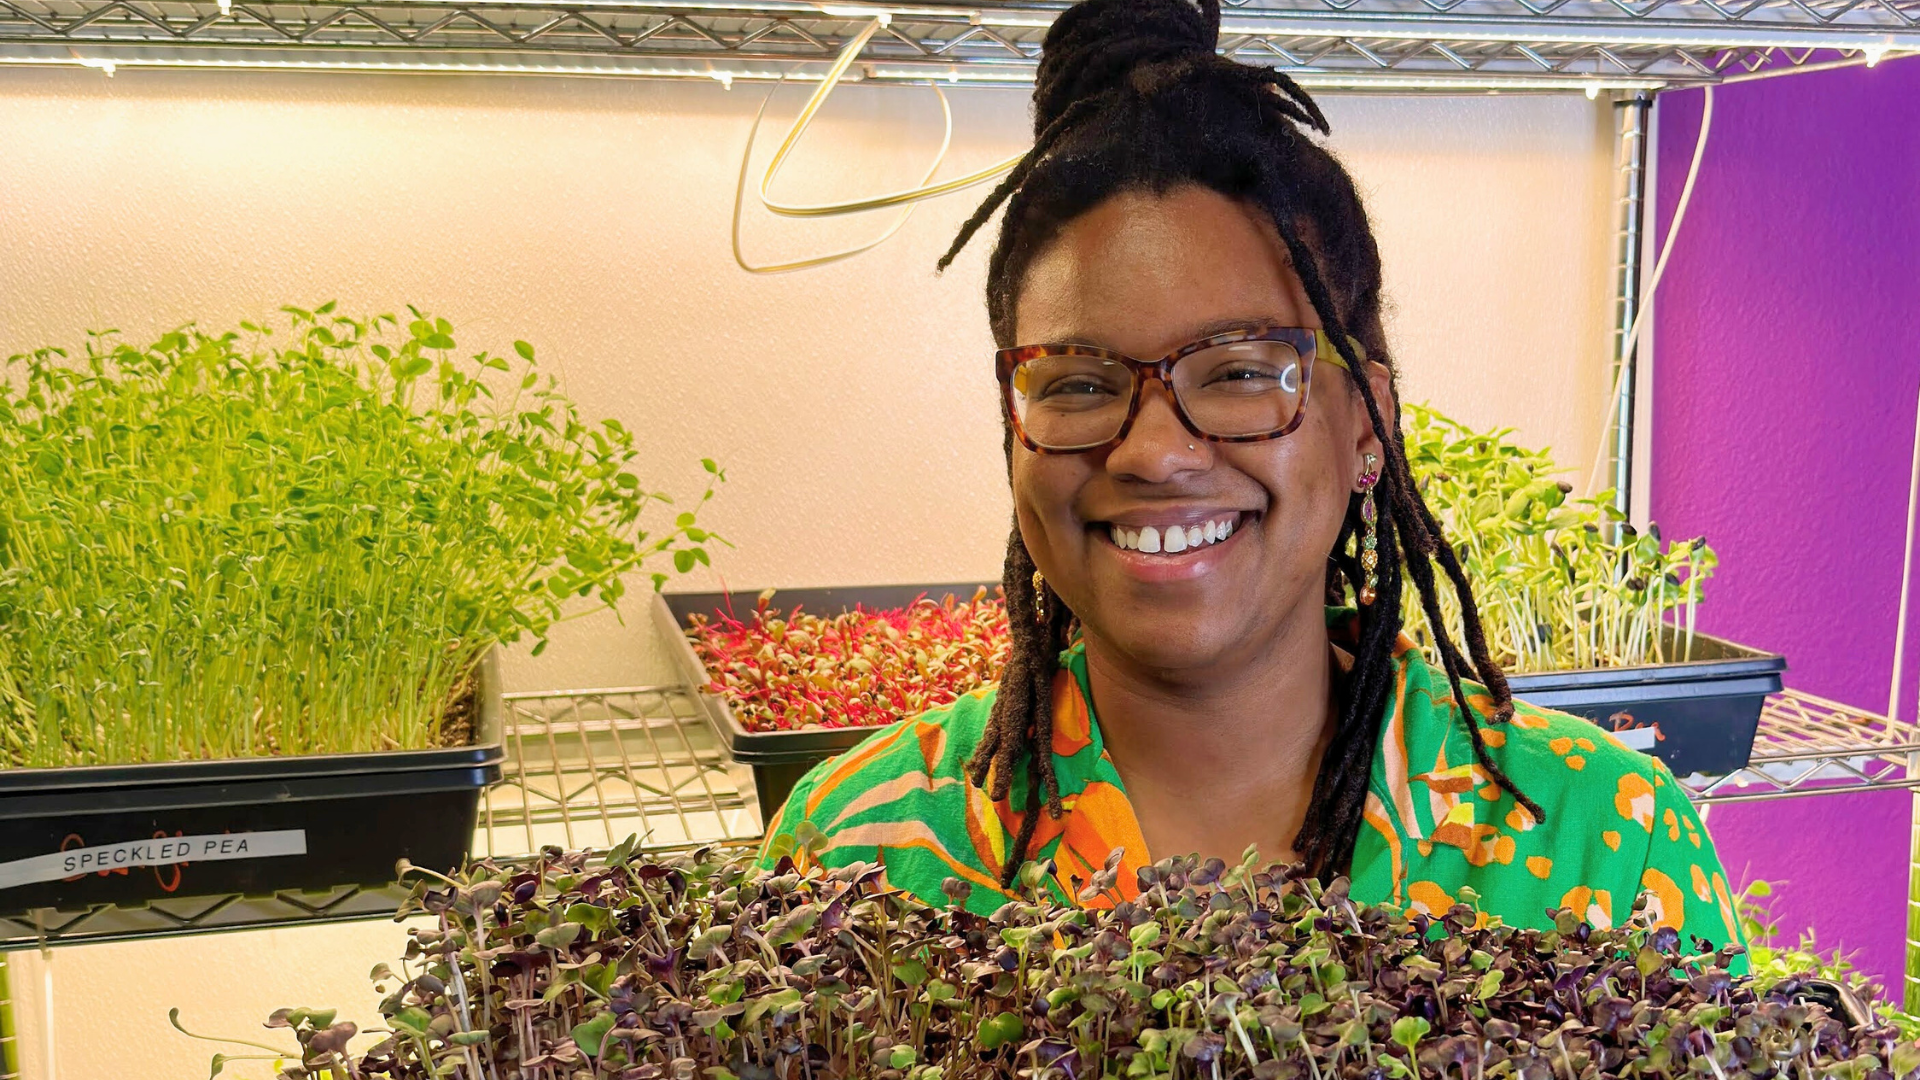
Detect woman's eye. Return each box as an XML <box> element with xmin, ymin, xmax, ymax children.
<box><xmin>1039</xmin><ymin>377</ymin><xmax>1118</xmax><ymax>399</ymax></box>
<box><xmin>1204</xmin><ymin>363</ymin><xmax>1297</xmax><ymax>392</ymax></box>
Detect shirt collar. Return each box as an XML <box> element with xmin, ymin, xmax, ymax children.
<box><xmin>1030</xmin><ymin>608</ymin><xmax>1485</xmax><ymax>904</ymax></box>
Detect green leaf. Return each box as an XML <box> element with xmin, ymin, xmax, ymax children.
<box><xmin>766</xmin><ymin>905</ymin><xmax>820</xmax><ymax>946</ymax></box>
<box><xmin>391</xmin><ymin>1006</ymin><xmax>433</xmax><ymax>1037</ymax></box>
<box><xmin>535</xmin><ymin>921</ymin><xmax>583</xmax><ymax>949</ymax></box>
<box><xmin>889</xmin><ymin>1046</ymin><xmax>918</xmax><ymax>1070</ymax></box>
<box><xmin>514</xmin><ymin>339</ymin><xmax>535</xmax><ymax>360</ymax></box>
<box><xmin>1390</xmin><ymin>1015</ymin><xmax>1430</xmax><ymax>1053</ymax></box>
<box><xmin>976</xmin><ymin>1011</ymin><xmax>1024</xmax><ymax>1051</ymax></box>
<box><xmin>674</xmin><ymin>550</ymin><xmax>696</xmax><ymax>574</ymax></box>
<box><xmin>450</xmin><ymin>1031</ymin><xmax>490</xmax><ymax>1046</ymax></box>
<box><xmin>1476</xmin><ymin>970</ymin><xmax>1504</xmax><ymax>1001</ymax></box>
<box><xmin>572</xmin><ymin>1013</ymin><xmax>617</xmax><ymax>1057</ymax></box>
<box><xmin>893</xmin><ymin>958</ymin><xmax>931</xmax><ymax>987</ymax></box>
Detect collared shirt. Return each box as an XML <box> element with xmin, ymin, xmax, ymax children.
<box><xmin>758</xmin><ymin>611</ymin><xmax>1744</xmax><ymax>961</ymax></box>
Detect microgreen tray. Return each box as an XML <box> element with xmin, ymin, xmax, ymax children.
<box><xmin>1505</xmin><ymin>628</ymin><xmax>1783</xmax><ymax>777</ymax></box>
<box><xmin>0</xmin><ymin>652</ymin><xmax>504</xmax><ymax>919</ymax></box>
<box><xmin>657</xmin><ymin>584</ymin><xmax>997</xmax><ymax>823</ymax></box>
<box><xmin>660</xmin><ymin>588</ymin><xmax>1781</xmax><ymax>827</ymax></box>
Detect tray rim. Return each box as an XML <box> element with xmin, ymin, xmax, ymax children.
<box><xmin>0</xmin><ymin>648</ymin><xmax>507</xmax><ymax>793</ymax></box>
<box><xmin>658</xmin><ymin>583</ymin><xmax>1785</xmax><ymax>746</ymax></box>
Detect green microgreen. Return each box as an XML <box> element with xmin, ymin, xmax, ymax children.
<box><xmin>1401</xmin><ymin>404</ymin><xmax>1718</xmax><ymax>674</ymax></box>
<box><xmin>178</xmin><ymin>844</ymin><xmax>1918</xmax><ymax>1080</ymax></box>
<box><xmin>0</xmin><ymin>304</ymin><xmax>722</xmax><ymax>765</ymax></box>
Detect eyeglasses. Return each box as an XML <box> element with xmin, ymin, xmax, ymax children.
<box><xmin>995</xmin><ymin>326</ymin><xmax>1359</xmax><ymax>454</ymax></box>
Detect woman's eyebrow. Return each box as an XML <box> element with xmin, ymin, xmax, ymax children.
<box><xmin>1046</xmin><ymin>317</ymin><xmax>1286</xmax><ymax>351</ymax></box>
<box><xmin>1186</xmin><ymin>316</ymin><xmax>1283</xmax><ymax>339</ymax></box>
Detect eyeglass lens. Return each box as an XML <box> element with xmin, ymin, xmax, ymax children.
<box><xmin>1010</xmin><ymin>339</ymin><xmax>1308</xmax><ymax>450</ymax></box>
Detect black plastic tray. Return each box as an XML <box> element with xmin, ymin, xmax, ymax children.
<box><xmin>660</xmin><ymin>586</ymin><xmax>1782</xmax><ymax>820</ymax></box>
<box><xmin>0</xmin><ymin>653</ymin><xmax>504</xmax><ymax>918</ymax></box>
<box><xmin>658</xmin><ymin>584</ymin><xmax>996</xmax><ymax>822</ymax></box>
<box><xmin>1505</xmin><ymin>628</ymin><xmax>1783</xmax><ymax>777</ymax></box>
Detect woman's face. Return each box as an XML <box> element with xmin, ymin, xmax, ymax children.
<box><xmin>1010</xmin><ymin>185</ymin><xmax>1392</xmax><ymax>675</ymax></box>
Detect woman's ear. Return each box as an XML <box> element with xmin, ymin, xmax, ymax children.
<box><xmin>1350</xmin><ymin>360</ymin><xmax>1396</xmax><ymax>475</ymax></box>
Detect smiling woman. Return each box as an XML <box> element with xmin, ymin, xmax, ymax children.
<box><xmin>760</xmin><ymin>0</ymin><xmax>1743</xmax><ymax>958</ymax></box>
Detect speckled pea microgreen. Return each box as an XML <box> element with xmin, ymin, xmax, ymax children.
<box><xmin>0</xmin><ymin>304</ymin><xmax>723</xmax><ymax>765</ymax></box>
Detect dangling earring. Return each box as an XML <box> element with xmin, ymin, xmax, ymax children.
<box><xmin>1357</xmin><ymin>452</ymin><xmax>1381</xmax><ymax>606</ymax></box>
<box><xmin>1032</xmin><ymin>569</ymin><xmax>1048</xmax><ymax>624</ymax></box>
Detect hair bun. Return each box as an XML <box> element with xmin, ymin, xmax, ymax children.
<box><xmin>1031</xmin><ymin>0</ymin><xmax>1222</xmax><ymax>136</ymax></box>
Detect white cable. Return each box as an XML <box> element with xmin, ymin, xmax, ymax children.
<box><xmin>1889</xmin><ymin>378</ymin><xmax>1920</xmax><ymax>723</ymax></box>
<box><xmin>755</xmin><ymin>18</ymin><xmax>1021</xmax><ymax>219</ymax></box>
<box><xmin>1585</xmin><ymin>85</ymin><xmax>1715</xmax><ymax>498</ymax></box>
<box><xmin>731</xmin><ymin>74</ymin><xmax>954</xmax><ymax>273</ymax></box>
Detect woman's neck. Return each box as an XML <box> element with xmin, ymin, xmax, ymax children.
<box><xmin>1081</xmin><ymin>603</ymin><xmax>1341</xmax><ymax>868</ymax></box>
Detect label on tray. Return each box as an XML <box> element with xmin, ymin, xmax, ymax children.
<box><xmin>0</xmin><ymin>830</ymin><xmax>308</xmax><ymax>890</ymax></box>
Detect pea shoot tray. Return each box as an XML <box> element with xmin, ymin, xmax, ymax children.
<box><xmin>0</xmin><ymin>654</ymin><xmax>504</xmax><ymax>919</ymax></box>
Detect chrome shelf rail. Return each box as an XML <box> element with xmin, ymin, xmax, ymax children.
<box><xmin>1682</xmin><ymin>688</ymin><xmax>1920</xmax><ymax>803</ymax></box>
<box><xmin>0</xmin><ymin>0</ymin><xmax>1909</xmax><ymax>88</ymax></box>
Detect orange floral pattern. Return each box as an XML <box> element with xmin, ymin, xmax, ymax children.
<box><xmin>760</xmin><ymin>610</ymin><xmax>1745</xmax><ymax>971</ymax></box>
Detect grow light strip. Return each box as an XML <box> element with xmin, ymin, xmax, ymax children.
<box><xmin>865</xmin><ymin>64</ymin><xmax>1664</xmax><ymax>89</ymax></box>
<box><xmin>9</xmin><ymin>49</ymin><xmax>1669</xmax><ymax>89</ymax></box>
<box><xmin>0</xmin><ymin>52</ymin><xmax>837</xmax><ymax>79</ymax></box>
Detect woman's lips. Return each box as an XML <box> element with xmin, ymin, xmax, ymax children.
<box><xmin>1093</xmin><ymin>512</ymin><xmax>1254</xmax><ymax>583</ymax></box>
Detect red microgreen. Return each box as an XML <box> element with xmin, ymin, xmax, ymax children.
<box><xmin>687</xmin><ymin>588</ymin><xmax>1011</xmax><ymax>733</ymax></box>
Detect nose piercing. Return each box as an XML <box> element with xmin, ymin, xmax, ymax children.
<box><xmin>1188</xmin><ymin>444</ymin><xmax>1196</xmax><ymax>450</ymax></box>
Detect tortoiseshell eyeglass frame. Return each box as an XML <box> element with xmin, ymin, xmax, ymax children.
<box><xmin>994</xmin><ymin>326</ymin><xmax>1361</xmax><ymax>455</ymax></box>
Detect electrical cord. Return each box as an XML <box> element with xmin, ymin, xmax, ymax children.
<box><xmin>753</xmin><ymin>18</ymin><xmax>1023</xmax><ymax>219</ymax></box>
<box><xmin>731</xmin><ymin>70</ymin><xmax>955</xmax><ymax>274</ymax></box>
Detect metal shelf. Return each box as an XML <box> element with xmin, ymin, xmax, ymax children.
<box><xmin>1</xmin><ymin>0</ymin><xmax>1909</xmax><ymax>88</ymax></box>
<box><xmin>476</xmin><ymin>683</ymin><xmax>763</xmax><ymax>858</ymax></box>
<box><xmin>0</xmin><ymin>681</ymin><xmax>1904</xmax><ymax>948</ymax></box>
<box><xmin>1682</xmin><ymin>687</ymin><xmax>1920</xmax><ymax>803</ymax></box>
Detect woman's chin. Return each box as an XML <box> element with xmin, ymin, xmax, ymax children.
<box><xmin>1086</xmin><ymin>618</ymin><xmax>1249</xmax><ymax>677</ymax></box>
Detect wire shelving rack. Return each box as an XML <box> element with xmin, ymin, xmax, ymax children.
<box><xmin>1</xmin><ymin>0</ymin><xmax>1911</xmax><ymax>88</ymax></box>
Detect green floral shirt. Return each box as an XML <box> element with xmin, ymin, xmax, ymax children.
<box><xmin>760</xmin><ymin>612</ymin><xmax>1745</xmax><ymax>965</ymax></box>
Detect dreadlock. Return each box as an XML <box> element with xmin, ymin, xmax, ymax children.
<box><xmin>943</xmin><ymin>0</ymin><xmax>1545</xmax><ymax>889</ymax></box>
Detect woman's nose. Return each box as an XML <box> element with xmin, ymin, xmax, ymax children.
<box><xmin>1106</xmin><ymin>381</ymin><xmax>1208</xmax><ymax>480</ymax></box>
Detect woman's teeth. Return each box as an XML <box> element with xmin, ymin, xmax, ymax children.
<box><xmin>1107</xmin><ymin>516</ymin><xmax>1237</xmax><ymax>555</ymax></box>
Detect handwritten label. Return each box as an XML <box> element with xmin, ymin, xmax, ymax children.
<box><xmin>0</xmin><ymin>830</ymin><xmax>306</xmax><ymax>890</ymax></box>
<box><xmin>1611</xmin><ymin>725</ymin><xmax>1660</xmax><ymax>751</ymax></box>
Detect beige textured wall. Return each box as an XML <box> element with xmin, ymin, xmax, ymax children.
<box><xmin>0</xmin><ymin>67</ymin><xmax>1614</xmax><ymax>1077</ymax></box>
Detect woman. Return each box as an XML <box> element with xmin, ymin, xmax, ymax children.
<box><xmin>761</xmin><ymin>0</ymin><xmax>1742</xmax><ymax>956</ymax></box>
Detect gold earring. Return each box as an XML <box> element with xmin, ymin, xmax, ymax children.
<box><xmin>1032</xmin><ymin>569</ymin><xmax>1047</xmax><ymax>624</ymax></box>
<box><xmin>1358</xmin><ymin>452</ymin><xmax>1381</xmax><ymax>606</ymax></box>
